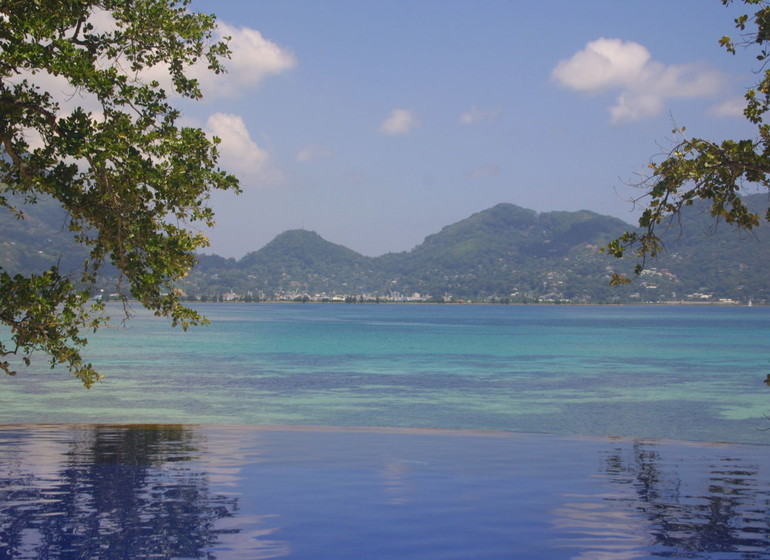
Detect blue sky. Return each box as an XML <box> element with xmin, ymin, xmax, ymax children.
<box><xmin>180</xmin><ymin>0</ymin><xmax>759</xmax><ymax>258</ymax></box>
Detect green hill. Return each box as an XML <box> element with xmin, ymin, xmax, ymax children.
<box><xmin>377</xmin><ymin>204</ymin><xmax>631</xmax><ymax>299</ymax></box>
<box><xmin>180</xmin><ymin>197</ymin><xmax>770</xmax><ymax>303</ymax></box>
<box><xmin>0</xmin><ymin>195</ymin><xmax>85</xmax><ymax>276</ymax></box>
<box><xmin>4</xmin><ymin>195</ymin><xmax>770</xmax><ymax>303</ymax></box>
<box><xmin>237</xmin><ymin>230</ymin><xmax>375</xmax><ymax>296</ymax></box>
<box><xmin>648</xmin><ymin>194</ymin><xmax>770</xmax><ymax>301</ymax></box>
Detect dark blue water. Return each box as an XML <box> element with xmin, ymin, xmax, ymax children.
<box><xmin>1</xmin><ymin>425</ymin><xmax>768</xmax><ymax>560</ymax></box>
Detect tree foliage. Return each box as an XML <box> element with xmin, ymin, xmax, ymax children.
<box><xmin>0</xmin><ymin>0</ymin><xmax>240</xmax><ymax>386</ymax></box>
<box><xmin>605</xmin><ymin>0</ymin><xmax>770</xmax><ymax>283</ymax></box>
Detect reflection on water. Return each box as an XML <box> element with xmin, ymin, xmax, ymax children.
<box><xmin>0</xmin><ymin>426</ymin><xmax>240</xmax><ymax>559</ymax></box>
<box><xmin>618</xmin><ymin>442</ymin><xmax>770</xmax><ymax>558</ymax></box>
<box><xmin>1</xmin><ymin>425</ymin><xmax>769</xmax><ymax>560</ymax></box>
<box><xmin>556</xmin><ymin>441</ymin><xmax>770</xmax><ymax>559</ymax></box>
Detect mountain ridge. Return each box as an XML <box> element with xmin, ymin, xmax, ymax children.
<box><xmin>179</xmin><ymin>196</ymin><xmax>770</xmax><ymax>303</ymax></box>
<box><xmin>3</xmin><ymin>196</ymin><xmax>770</xmax><ymax>304</ymax></box>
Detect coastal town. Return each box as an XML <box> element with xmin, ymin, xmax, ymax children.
<box><xmin>165</xmin><ymin>265</ymin><xmax>753</xmax><ymax>306</ymax></box>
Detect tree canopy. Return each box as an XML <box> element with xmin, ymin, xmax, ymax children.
<box><xmin>606</xmin><ymin>0</ymin><xmax>770</xmax><ymax>283</ymax></box>
<box><xmin>0</xmin><ymin>0</ymin><xmax>240</xmax><ymax>386</ymax></box>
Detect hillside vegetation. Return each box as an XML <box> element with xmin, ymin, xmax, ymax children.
<box><xmin>182</xmin><ymin>196</ymin><xmax>770</xmax><ymax>303</ymax></box>
<box><xmin>4</xmin><ymin>197</ymin><xmax>770</xmax><ymax>304</ymax></box>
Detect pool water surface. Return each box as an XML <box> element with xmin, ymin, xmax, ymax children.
<box><xmin>1</xmin><ymin>424</ymin><xmax>768</xmax><ymax>559</ymax></box>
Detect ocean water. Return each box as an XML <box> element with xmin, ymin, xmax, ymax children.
<box><xmin>2</xmin><ymin>303</ymin><xmax>770</xmax><ymax>559</ymax></box>
<box><xmin>2</xmin><ymin>303</ymin><xmax>769</xmax><ymax>443</ymax></box>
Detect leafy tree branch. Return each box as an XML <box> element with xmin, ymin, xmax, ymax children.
<box><xmin>0</xmin><ymin>0</ymin><xmax>240</xmax><ymax>386</ymax></box>
<box><xmin>606</xmin><ymin>0</ymin><xmax>770</xmax><ymax>284</ymax></box>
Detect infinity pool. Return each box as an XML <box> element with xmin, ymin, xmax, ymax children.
<box><xmin>1</xmin><ymin>425</ymin><xmax>768</xmax><ymax>559</ymax></box>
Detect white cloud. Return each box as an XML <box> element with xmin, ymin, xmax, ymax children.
<box><xmin>7</xmin><ymin>9</ymin><xmax>295</xmax><ymax>115</ymax></box>
<box><xmin>380</xmin><ymin>109</ymin><xmax>421</xmax><ymax>135</ymax></box>
<box><xmin>11</xmin><ymin>17</ymin><xmax>295</xmax><ymax>117</ymax></box>
<box><xmin>138</xmin><ymin>21</ymin><xmax>296</xmax><ymax>99</ymax></box>
<box><xmin>552</xmin><ymin>38</ymin><xmax>650</xmax><ymax>93</ymax></box>
<box><xmin>459</xmin><ymin>105</ymin><xmax>502</xmax><ymax>124</ymax></box>
<box><xmin>205</xmin><ymin>113</ymin><xmax>277</xmax><ymax>183</ymax></box>
<box><xmin>296</xmin><ymin>144</ymin><xmax>332</xmax><ymax>163</ymax></box>
<box><xmin>198</xmin><ymin>22</ymin><xmax>297</xmax><ymax>98</ymax></box>
<box><xmin>709</xmin><ymin>96</ymin><xmax>745</xmax><ymax>118</ymax></box>
<box><xmin>609</xmin><ymin>92</ymin><xmax>664</xmax><ymax>123</ymax></box>
<box><xmin>552</xmin><ymin>38</ymin><xmax>727</xmax><ymax>124</ymax></box>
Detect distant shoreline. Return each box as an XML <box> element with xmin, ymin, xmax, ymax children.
<box><xmin>175</xmin><ymin>299</ymin><xmax>759</xmax><ymax>307</ymax></box>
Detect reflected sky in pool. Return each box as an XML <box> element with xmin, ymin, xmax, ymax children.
<box><xmin>1</xmin><ymin>425</ymin><xmax>769</xmax><ymax>560</ymax></box>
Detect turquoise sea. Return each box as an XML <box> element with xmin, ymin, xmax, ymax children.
<box><xmin>2</xmin><ymin>303</ymin><xmax>770</xmax><ymax>559</ymax></box>
<box><xmin>2</xmin><ymin>303</ymin><xmax>770</xmax><ymax>442</ymax></box>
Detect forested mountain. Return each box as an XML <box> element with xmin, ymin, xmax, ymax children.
<box><xmin>639</xmin><ymin>193</ymin><xmax>770</xmax><ymax>302</ymax></box>
<box><xmin>3</xmin><ymin>195</ymin><xmax>770</xmax><ymax>303</ymax></box>
<box><xmin>180</xmin><ymin>195</ymin><xmax>770</xmax><ymax>303</ymax></box>
<box><xmin>375</xmin><ymin>204</ymin><xmax>632</xmax><ymax>300</ymax></box>
<box><xmin>0</xmin><ymin>196</ymin><xmax>84</xmax><ymax>276</ymax></box>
